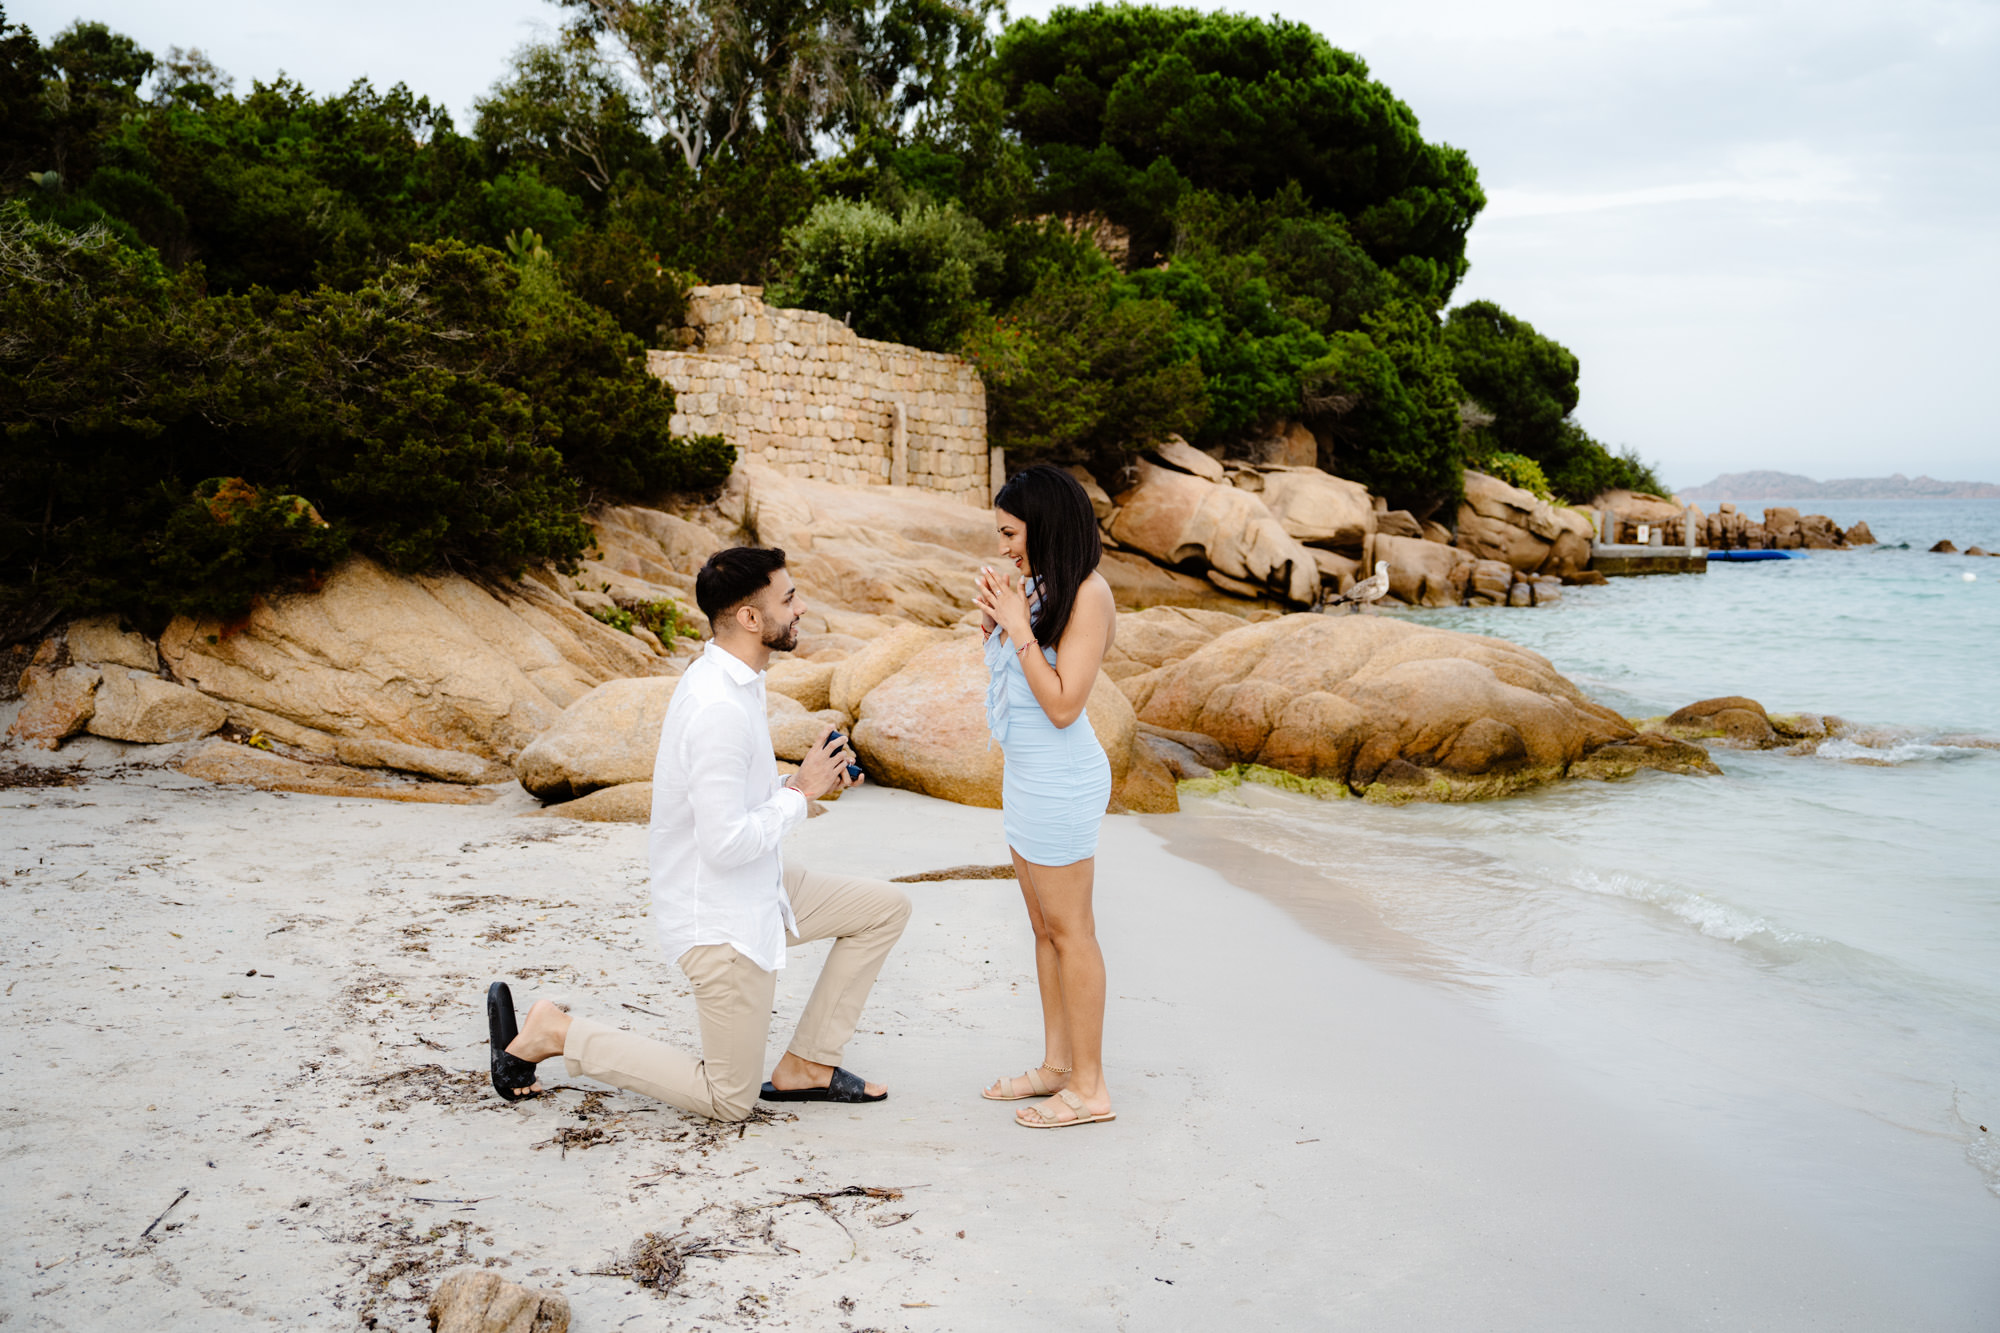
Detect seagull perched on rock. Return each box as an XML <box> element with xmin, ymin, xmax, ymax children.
<box><xmin>1322</xmin><ymin>561</ymin><xmax>1390</xmax><ymax>613</ymax></box>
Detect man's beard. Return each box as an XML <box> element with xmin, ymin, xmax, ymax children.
<box><xmin>762</xmin><ymin>617</ymin><xmax>801</xmax><ymax>652</ymax></box>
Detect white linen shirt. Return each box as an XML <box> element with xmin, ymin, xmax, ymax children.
<box><xmin>647</xmin><ymin>641</ymin><xmax>808</xmax><ymax>972</ymax></box>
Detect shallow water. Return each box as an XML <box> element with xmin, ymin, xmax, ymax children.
<box><xmin>1165</xmin><ymin>497</ymin><xmax>2000</xmax><ymax>1315</ymax></box>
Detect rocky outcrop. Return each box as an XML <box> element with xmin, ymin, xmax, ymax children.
<box><xmin>711</xmin><ymin>464</ymin><xmax>992</xmax><ymax>627</ymax></box>
<box><xmin>1567</xmin><ymin>733</ymin><xmax>1722</xmax><ymax>780</ymax></box>
<box><xmin>1228</xmin><ymin>466</ymin><xmax>1375</xmax><ymax>553</ymax></box>
<box><xmin>1465</xmin><ymin>559</ymin><xmax>1514</xmax><ymax>606</ymax></box>
<box><xmin>767</xmin><ymin>694</ymin><xmax>848</xmax><ymax>763</ymax></box>
<box><xmin>766</xmin><ymin>658</ymin><xmax>835</xmax><ymax>711</ymax></box>
<box><xmin>1118</xmin><ymin>614</ymin><xmax>1668</xmax><ymax>800</ymax></box>
<box><xmin>1100</xmin><ymin>606</ymin><xmax>1246</xmax><ymax>681</ymax></box>
<box><xmin>1097</xmin><ymin>550</ymin><xmax>1282</xmax><ymax>613</ymax></box>
<box><xmin>1373</xmin><ymin>535</ymin><xmax>1472</xmax><ymax>608</ymax></box>
<box><xmin>850</xmin><ymin>633</ymin><xmax>1155</xmax><ymax>810</ymax></box>
<box><xmin>533</xmin><ymin>781</ymin><xmax>654</xmax><ymax>824</ymax></box>
<box><xmin>1702</xmin><ymin>502</ymin><xmax>1867</xmax><ymax>551</ymax></box>
<box><xmin>829</xmin><ymin>623</ymin><xmax>952</xmax><ymax>716</ymax></box>
<box><xmin>1656</xmin><ymin>695</ymin><xmax>1778</xmax><ymax>746</ymax></box>
<box><xmin>1638</xmin><ymin>696</ymin><xmax>1850</xmax><ymax>753</ymax></box>
<box><xmin>1116</xmin><ymin>744</ymin><xmax>1181</xmax><ymax>813</ymax></box>
<box><xmin>8</xmin><ymin>662</ymin><xmax>100</xmax><ymax>749</ymax></box>
<box><xmin>1456</xmin><ymin>471</ymin><xmax>1594</xmax><ymax>577</ymax></box>
<box><xmin>1107</xmin><ymin>459</ymin><xmax>1318</xmax><ymax>605</ymax></box>
<box><xmin>331</xmin><ymin>737</ymin><xmax>513</xmax><ymax>784</ymax></box>
<box><xmin>1149</xmin><ymin>434</ymin><xmax>1228</xmax><ymax>482</ymax></box>
<box><xmin>1238</xmin><ymin>419</ymin><xmax>1320</xmax><ymax>469</ymax></box>
<box><xmin>158</xmin><ymin>555</ymin><xmax>671</xmax><ymax>761</ymax></box>
<box><xmin>65</xmin><ymin>615</ymin><xmax>159</xmax><ymax>672</ymax></box>
<box><xmin>177</xmin><ymin>739</ymin><xmax>497</xmax><ymax>804</ymax></box>
<box><xmin>513</xmin><ymin>676</ymin><xmax>679</xmax><ymax>801</ymax></box>
<box><xmin>86</xmin><ymin>669</ymin><xmax>227</xmax><ymax>744</ymax></box>
<box><xmin>1374</xmin><ymin>510</ymin><xmax>1423</xmax><ymax>540</ymax></box>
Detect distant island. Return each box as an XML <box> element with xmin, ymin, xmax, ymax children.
<box><xmin>1678</xmin><ymin>471</ymin><xmax>2000</xmax><ymax>502</ymax></box>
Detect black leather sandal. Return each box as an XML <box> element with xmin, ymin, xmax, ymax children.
<box><xmin>759</xmin><ymin>1067</ymin><xmax>886</xmax><ymax>1103</ymax></box>
<box><xmin>486</xmin><ymin>981</ymin><xmax>542</xmax><ymax>1102</ymax></box>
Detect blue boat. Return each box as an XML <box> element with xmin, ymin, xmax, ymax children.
<box><xmin>1709</xmin><ymin>549</ymin><xmax>1808</xmax><ymax>562</ymax></box>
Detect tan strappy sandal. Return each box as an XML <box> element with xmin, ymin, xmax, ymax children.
<box><xmin>1015</xmin><ymin>1087</ymin><xmax>1116</xmax><ymax>1129</ymax></box>
<box><xmin>982</xmin><ymin>1061</ymin><xmax>1070</xmax><ymax>1102</ymax></box>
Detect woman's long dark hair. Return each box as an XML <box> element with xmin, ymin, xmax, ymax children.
<box><xmin>993</xmin><ymin>464</ymin><xmax>1102</xmax><ymax>651</ymax></box>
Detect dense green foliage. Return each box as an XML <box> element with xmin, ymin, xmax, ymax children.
<box><xmin>0</xmin><ymin>209</ymin><xmax>727</xmax><ymax>626</ymax></box>
<box><xmin>1444</xmin><ymin>300</ymin><xmax>1664</xmax><ymax>500</ymax></box>
<box><xmin>769</xmin><ymin>196</ymin><xmax>999</xmax><ymax>350</ymax></box>
<box><xmin>965</xmin><ymin>265</ymin><xmax>1207</xmax><ymax>468</ymax></box>
<box><xmin>990</xmin><ymin>5</ymin><xmax>1483</xmax><ymax>296</ymax></box>
<box><xmin>0</xmin><ymin>0</ymin><xmax>1661</xmax><ymax>629</ymax></box>
<box><xmin>0</xmin><ymin>5</ymin><xmax>739</xmax><ymax>627</ymax></box>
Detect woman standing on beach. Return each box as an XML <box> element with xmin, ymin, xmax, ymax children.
<box><xmin>974</xmin><ymin>465</ymin><xmax>1118</xmax><ymax>1128</ymax></box>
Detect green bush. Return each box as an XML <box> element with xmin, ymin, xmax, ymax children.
<box><xmin>558</xmin><ymin>222</ymin><xmax>690</xmax><ymax>344</ymax></box>
<box><xmin>1474</xmin><ymin>452</ymin><xmax>1553</xmax><ymax>500</ymax></box>
<box><xmin>68</xmin><ymin>477</ymin><xmax>352</xmax><ymax>625</ymax></box>
<box><xmin>770</xmin><ymin>196</ymin><xmax>999</xmax><ymax>351</ymax></box>
<box><xmin>0</xmin><ymin>209</ymin><xmax>730</xmax><ymax>626</ymax></box>
<box><xmin>1540</xmin><ymin>422</ymin><xmax>1665</xmax><ymax>502</ymax></box>
<box><xmin>963</xmin><ymin>269</ymin><xmax>1207</xmax><ymax>467</ymax></box>
<box><xmin>589</xmin><ymin>604</ymin><xmax>635</xmax><ymax>634</ymax></box>
<box><xmin>1442</xmin><ymin>299</ymin><xmax>1661</xmax><ymax>501</ymax></box>
<box><xmin>592</xmin><ymin>596</ymin><xmax>698</xmax><ymax>644</ymax></box>
<box><xmin>1126</xmin><ymin>257</ymin><xmax>1334</xmax><ymax>442</ymax></box>
<box><xmin>633</xmin><ymin>597</ymin><xmax>699</xmax><ymax>644</ymax></box>
<box><xmin>1302</xmin><ymin>301</ymin><xmax>1465</xmax><ymax>511</ymax></box>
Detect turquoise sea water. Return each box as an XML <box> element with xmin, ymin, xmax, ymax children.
<box><xmin>1170</xmin><ymin>497</ymin><xmax>2000</xmax><ymax>1317</ymax></box>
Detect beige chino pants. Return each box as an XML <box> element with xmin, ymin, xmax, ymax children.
<box><xmin>560</xmin><ymin>865</ymin><xmax>910</xmax><ymax>1122</ymax></box>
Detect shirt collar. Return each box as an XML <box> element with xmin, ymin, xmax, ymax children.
<box><xmin>703</xmin><ymin>639</ymin><xmax>764</xmax><ymax>687</ymax></box>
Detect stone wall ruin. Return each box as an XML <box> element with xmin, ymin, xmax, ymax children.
<box><xmin>648</xmin><ymin>285</ymin><xmax>989</xmax><ymax>504</ymax></box>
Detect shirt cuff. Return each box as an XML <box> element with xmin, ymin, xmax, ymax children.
<box><xmin>777</xmin><ymin>782</ymin><xmax>810</xmax><ymax>829</ymax></box>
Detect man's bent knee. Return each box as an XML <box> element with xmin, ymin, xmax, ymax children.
<box><xmin>710</xmin><ymin>1096</ymin><xmax>757</xmax><ymax>1123</ymax></box>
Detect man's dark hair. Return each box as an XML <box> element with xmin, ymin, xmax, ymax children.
<box><xmin>992</xmin><ymin>465</ymin><xmax>1102</xmax><ymax>650</ymax></box>
<box><xmin>695</xmin><ymin>546</ymin><xmax>788</xmax><ymax>627</ymax></box>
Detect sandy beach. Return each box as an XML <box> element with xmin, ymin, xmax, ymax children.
<box><xmin>0</xmin><ymin>734</ymin><xmax>1969</xmax><ymax>1330</ymax></box>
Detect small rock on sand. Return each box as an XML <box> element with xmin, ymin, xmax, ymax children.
<box><xmin>427</xmin><ymin>1266</ymin><xmax>570</xmax><ymax>1333</ymax></box>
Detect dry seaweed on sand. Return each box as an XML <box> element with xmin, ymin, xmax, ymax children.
<box><xmin>0</xmin><ymin>762</ymin><xmax>85</xmax><ymax>790</ymax></box>
<box><xmin>319</xmin><ymin>1213</ymin><xmax>494</xmax><ymax>1326</ymax></box>
<box><xmin>890</xmin><ymin>864</ymin><xmax>1017</xmax><ymax>882</ymax></box>
<box><xmin>533</xmin><ymin>1124</ymin><xmax>620</xmax><ymax>1157</ymax></box>
<box><xmin>585</xmin><ymin>1231</ymin><xmax>738</xmax><ymax>1294</ymax></box>
<box><xmin>749</xmin><ymin>1185</ymin><xmax>916</xmax><ymax>1257</ymax></box>
<box><xmin>358</xmin><ymin>1063</ymin><xmax>490</xmax><ymax>1111</ymax></box>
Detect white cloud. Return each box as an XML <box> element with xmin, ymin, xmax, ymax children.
<box><xmin>1486</xmin><ymin>144</ymin><xmax>1870</xmax><ymax>218</ymax></box>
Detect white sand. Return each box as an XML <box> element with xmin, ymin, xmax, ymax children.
<box><xmin>0</xmin><ymin>740</ymin><xmax>1948</xmax><ymax>1329</ymax></box>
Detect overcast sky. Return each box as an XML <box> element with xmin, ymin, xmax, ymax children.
<box><xmin>13</xmin><ymin>0</ymin><xmax>1998</xmax><ymax>486</ymax></box>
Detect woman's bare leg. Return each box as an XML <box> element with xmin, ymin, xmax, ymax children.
<box><xmin>1013</xmin><ymin>855</ymin><xmax>1110</xmax><ymax>1122</ymax></box>
<box><xmin>985</xmin><ymin>849</ymin><xmax>1072</xmax><ymax>1098</ymax></box>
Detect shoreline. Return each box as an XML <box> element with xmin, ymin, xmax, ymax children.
<box><xmin>3</xmin><ymin>751</ymin><xmax>1974</xmax><ymax>1329</ymax></box>
<box><xmin>1150</xmin><ymin>781</ymin><xmax>2000</xmax><ymax>1326</ymax></box>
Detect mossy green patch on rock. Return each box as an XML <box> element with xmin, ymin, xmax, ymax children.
<box><xmin>1357</xmin><ymin>765</ymin><xmax>1566</xmax><ymax>804</ymax></box>
<box><xmin>1177</xmin><ymin>763</ymin><xmax>1350</xmax><ymax>801</ymax></box>
<box><xmin>1570</xmin><ymin>736</ymin><xmax>1721</xmax><ymax>782</ymax></box>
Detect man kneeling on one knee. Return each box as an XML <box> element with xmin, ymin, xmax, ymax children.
<box><xmin>487</xmin><ymin>546</ymin><xmax>912</xmax><ymax>1119</ymax></box>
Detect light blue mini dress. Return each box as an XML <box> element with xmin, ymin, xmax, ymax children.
<box><xmin>984</xmin><ymin>591</ymin><xmax>1112</xmax><ymax>867</ymax></box>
